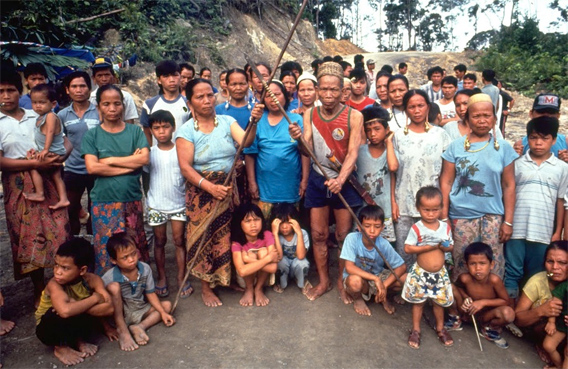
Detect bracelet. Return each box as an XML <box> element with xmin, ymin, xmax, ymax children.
<box><xmin>504</xmin><ymin>221</ymin><xmax>513</xmax><ymax>227</ymax></box>
<box><xmin>198</xmin><ymin>178</ymin><xmax>205</xmax><ymax>189</ymax></box>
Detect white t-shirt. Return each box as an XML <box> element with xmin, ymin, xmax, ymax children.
<box><xmin>435</xmin><ymin>100</ymin><xmax>457</xmax><ymax>121</ymax></box>
<box><xmin>147</xmin><ymin>145</ymin><xmax>186</xmax><ymax>213</ymax></box>
<box><xmin>0</xmin><ymin>109</ymin><xmax>38</xmax><ymax>158</ymax></box>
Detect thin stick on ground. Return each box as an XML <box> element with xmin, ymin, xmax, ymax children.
<box><xmin>471</xmin><ymin>314</ymin><xmax>484</xmax><ymax>352</ymax></box>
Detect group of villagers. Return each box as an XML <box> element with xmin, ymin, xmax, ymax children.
<box><xmin>0</xmin><ymin>53</ymin><xmax>566</xmax><ymax>368</ymax></box>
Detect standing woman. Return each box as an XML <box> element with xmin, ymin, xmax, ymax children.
<box><xmin>0</xmin><ymin>67</ymin><xmax>70</xmax><ymax>305</ymax></box>
<box><xmin>440</xmin><ymin>93</ymin><xmax>516</xmax><ymax>281</ymax></box>
<box><xmin>244</xmin><ymin>80</ymin><xmax>309</xmax><ymax>218</ymax></box>
<box><xmin>291</xmin><ymin>73</ymin><xmax>319</xmax><ymax>116</ymax></box>
<box><xmin>280</xmin><ymin>70</ymin><xmax>298</xmax><ymax>111</ymax></box>
<box><xmin>392</xmin><ymin>89</ymin><xmax>451</xmax><ymax>267</ymax></box>
<box><xmin>215</xmin><ymin>70</ymin><xmax>229</xmax><ymax>106</ymax></box>
<box><xmin>176</xmin><ymin>78</ymin><xmax>261</xmax><ymax>307</ymax></box>
<box><xmin>82</xmin><ymin>85</ymin><xmax>150</xmax><ymax>275</ymax></box>
<box><xmin>215</xmin><ymin>68</ymin><xmax>254</xmax><ymax>130</ymax></box>
<box><xmin>386</xmin><ymin>75</ymin><xmax>409</xmax><ymax>132</ymax></box>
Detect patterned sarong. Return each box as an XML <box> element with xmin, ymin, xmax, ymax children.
<box><xmin>2</xmin><ymin>170</ymin><xmax>70</xmax><ymax>279</ymax></box>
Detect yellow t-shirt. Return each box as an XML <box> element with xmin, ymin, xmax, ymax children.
<box><xmin>522</xmin><ymin>271</ymin><xmax>552</xmax><ymax>309</ymax></box>
<box><xmin>34</xmin><ymin>278</ymin><xmax>92</xmax><ymax>325</ymax></box>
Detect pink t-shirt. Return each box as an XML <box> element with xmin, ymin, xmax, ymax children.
<box><xmin>231</xmin><ymin>231</ymin><xmax>275</xmax><ymax>252</ymax></box>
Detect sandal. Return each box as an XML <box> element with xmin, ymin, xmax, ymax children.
<box><xmin>180</xmin><ymin>281</ymin><xmax>193</xmax><ymax>299</ymax></box>
<box><xmin>437</xmin><ymin>328</ymin><xmax>454</xmax><ymax>347</ymax></box>
<box><xmin>408</xmin><ymin>330</ymin><xmax>420</xmax><ymax>349</ymax></box>
<box><xmin>155</xmin><ymin>284</ymin><xmax>169</xmax><ymax>298</ymax></box>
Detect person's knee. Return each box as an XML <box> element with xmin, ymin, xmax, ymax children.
<box><xmin>500</xmin><ymin>306</ymin><xmax>515</xmax><ymax>324</ymax></box>
<box><xmin>278</xmin><ymin>259</ymin><xmax>291</xmax><ymax>273</ymax></box>
<box><xmin>345</xmin><ymin>275</ymin><xmax>363</xmax><ymax>292</ymax></box>
<box><xmin>154</xmin><ymin>232</ymin><xmax>167</xmax><ymax>248</ymax></box>
<box><xmin>542</xmin><ymin>337</ymin><xmax>555</xmax><ymax>352</ymax></box>
<box><xmin>311</xmin><ymin>227</ymin><xmax>328</xmax><ymax>244</ymax></box>
<box><xmin>172</xmin><ymin>233</ymin><xmax>184</xmax><ymax>248</ymax></box>
<box><xmin>162</xmin><ymin>300</ymin><xmax>172</xmax><ymax>313</ymax></box>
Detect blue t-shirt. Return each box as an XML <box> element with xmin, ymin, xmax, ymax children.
<box><xmin>58</xmin><ymin>102</ymin><xmax>100</xmax><ymax>175</ymax></box>
<box><xmin>243</xmin><ymin>111</ymin><xmax>303</xmax><ymax>203</ymax></box>
<box><xmin>280</xmin><ymin>229</ymin><xmax>310</xmax><ymax>259</ymax></box>
<box><xmin>175</xmin><ymin>114</ymin><xmax>237</xmax><ymax>173</ymax></box>
<box><xmin>340</xmin><ymin>232</ymin><xmax>404</xmax><ymax>280</ymax></box>
<box><xmin>521</xmin><ymin>134</ymin><xmax>567</xmax><ymax>158</ymax></box>
<box><xmin>441</xmin><ymin>135</ymin><xmax>518</xmax><ymax>219</ymax></box>
<box><xmin>288</xmin><ymin>98</ymin><xmax>299</xmax><ymax>112</ymax></box>
<box><xmin>215</xmin><ymin>103</ymin><xmax>253</xmax><ymax>130</ymax></box>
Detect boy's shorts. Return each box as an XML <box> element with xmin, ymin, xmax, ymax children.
<box><xmin>401</xmin><ymin>262</ymin><xmax>453</xmax><ymax>307</ymax></box>
<box><xmin>147</xmin><ymin>208</ymin><xmax>187</xmax><ymax>226</ymax></box>
<box><xmin>304</xmin><ymin>169</ymin><xmax>363</xmax><ymax>209</ymax></box>
<box><xmin>343</xmin><ymin>269</ymin><xmax>391</xmax><ymax>301</ymax></box>
<box><xmin>123</xmin><ymin>298</ymin><xmax>152</xmax><ymax>326</ymax></box>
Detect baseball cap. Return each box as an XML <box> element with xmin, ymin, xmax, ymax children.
<box><xmin>92</xmin><ymin>57</ymin><xmax>113</xmax><ymax>70</ymax></box>
<box><xmin>533</xmin><ymin>93</ymin><xmax>560</xmax><ymax>112</ymax></box>
<box><xmin>367</xmin><ymin>59</ymin><xmax>376</xmax><ymax>65</ymax></box>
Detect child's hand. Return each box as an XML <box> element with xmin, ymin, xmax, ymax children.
<box><xmin>461</xmin><ymin>297</ymin><xmax>472</xmax><ymax>313</ymax></box>
<box><xmin>271</xmin><ymin>218</ymin><xmax>281</xmax><ymax>233</ymax></box>
<box><xmin>37</xmin><ymin>149</ymin><xmax>49</xmax><ymax>162</ymax></box>
<box><xmin>161</xmin><ymin>312</ymin><xmax>176</xmax><ymax>327</ymax></box>
<box><xmin>92</xmin><ymin>292</ymin><xmax>104</xmax><ymax>304</ymax></box>
<box><xmin>385</xmin><ymin>131</ymin><xmax>394</xmax><ymax>144</ymax></box>
<box><xmin>440</xmin><ymin>239</ymin><xmax>451</xmax><ymax>248</ymax></box>
<box><xmin>374</xmin><ymin>278</ymin><xmax>386</xmax><ymax>303</ymax></box>
<box><xmin>545</xmin><ymin>320</ymin><xmax>557</xmax><ymax>336</ymax></box>
<box><xmin>467</xmin><ymin>300</ymin><xmax>485</xmax><ymax>314</ymax></box>
<box><xmin>289</xmin><ymin>219</ymin><xmax>302</xmax><ymax>234</ymax></box>
<box><xmin>266</xmin><ymin>249</ymin><xmax>279</xmax><ymax>263</ymax></box>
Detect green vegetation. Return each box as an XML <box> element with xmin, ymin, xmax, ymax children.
<box><xmin>475</xmin><ymin>19</ymin><xmax>568</xmax><ymax>98</ymax></box>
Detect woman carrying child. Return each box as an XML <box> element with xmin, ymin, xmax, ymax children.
<box><xmin>231</xmin><ymin>203</ymin><xmax>279</xmax><ymax>306</ymax></box>
<box><xmin>440</xmin><ymin>93</ymin><xmax>516</xmax><ymax>282</ymax></box>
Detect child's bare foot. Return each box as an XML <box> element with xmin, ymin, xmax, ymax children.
<box><xmin>49</xmin><ymin>199</ymin><xmax>70</xmax><ymax>210</ymax></box>
<box><xmin>353</xmin><ymin>298</ymin><xmax>371</xmax><ymax>316</ymax></box>
<box><xmin>339</xmin><ymin>286</ymin><xmax>354</xmax><ymax>304</ymax></box>
<box><xmin>129</xmin><ymin>324</ymin><xmax>149</xmax><ymax>346</ymax></box>
<box><xmin>54</xmin><ymin>346</ymin><xmax>87</xmax><ymax>366</ymax></box>
<box><xmin>77</xmin><ymin>340</ymin><xmax>98</xmax><ymax>357</ymax></box>
<box><xmin>273</xmin><ymin>284</ymin><xmax>284</xmax><ymax>293</ymax></box>
<box><xmin>118</xmin><ymin>329</ymin><xmax>139</xmax><ymax>351</ymax></box>
<box><xmin>201</xmin><ymin>289</ymin><xmax>222</xmax><ymax>307</ymax></box>
<box><xmin>381</xmin><ymin>299</ymin><xmax>396</xmax><ymax>314</ymax></box>
<box><xmin>0</xmin><ymin>319</ymin><xmax>15</xmax><ymax>336</ymax></box>
<box><xmin>394</xmin><ymin>294</ymin><xmax>405</xmax><ymax>305</ymax></box>
<box><xmin>103</xmin><ymin>324</ymin><xmax>119</xmax><ymax>342</ymax></box>
<box><xmin>23</xmin><ymin>192</ymin><xmax>45</xmax><ymax>202</ymax></box>
<box><xmin>304</xmin><ymin>282</ymin><xmax>332</xmax><ymax>301</ymax></box>
<box><xmin>240</xmin><ymin>288</ymin><xmax>254</xmax><ymax>306</ymax></box>
<box><xmin>254</xmin><ymin>288</ymin><xmax>270</xmax><ymax>307</ymax></box>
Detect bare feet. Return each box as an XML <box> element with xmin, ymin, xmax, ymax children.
<box><xmin>338</xmin><ymin>284</ymin><xmax>354</xmax><ymax>305</ymax></box>
<box><xmin>77</xmin><ymin>341</ymin><xmax>98</xmax><ymax>357</ymax></box>
<box><xmin>273</xmin><ymin>284</ymin><xmax>284</xmax><ymax>293</ymax></box>
<box><xmin>129</xmin><ymin>324</ymin><xmax>149</xmax><ymax>346</ymax></box>
<box><xmin>304</xmin><ymin>282</ymin><xmax>332</xmax><ymax>301</ymax></box>
<box><xmin>353</xmin><ymin>298</ymin><xmax>371</xmax><ymax>316</ymax></box>
<box><xmin>381</xmin><ymin>298</ymin><xmax>396</xmax><ymax>314</ymax></box>
<box><xmin>394</xmin><ymin>294</ymin><xmax>405</xmax><ymax>305</ymax></box>
<box><xmin>103</xmin><ymin>321</ymin><xmax>119</xmax><ymax>341</ymax></box>
<box><xmin>118</xmin><ymin>328</ymin><xmax>139</xmax><ymax>351</ymax></box>
<box><xmin>53</xmin><ymin>346</ymin><xmax>87</xmax><ymax>366</ymax></box>
<box><xmin>240</xmin><ymin>288</ymin><xmax>254</xmax><ymax>307</ymax></box>
<box><xmin>302</xmin><ymin>281</ymin><xmax>312</xmax><ymax>296</ymax></box>
<box><xmin>201</xmin><ymin>288</ymin><xmax>222</xmax><ymax>307</ymax></box>
<box><xmin>23</xmin><ymin>192</ymin><xmax>45</xmax><ymax>202</ymax></box>
<box><xmin>229</xmin><ymin>282</ymin><xmax>245</xmax><ymax>292</ymax></box>
<box><xmin>49</xmin><ymin>199</ymin><xmax>70</xmax><ymax>210</ymax></box>
<box><xmin>0</xmin><ymin>319</ymin><xmax>15</xmax><ymax>336</ymax></box>
<box><xmin>254</xmin><ymin>288</ymin><xmax>270</xmax><ymax>307</ymax></box>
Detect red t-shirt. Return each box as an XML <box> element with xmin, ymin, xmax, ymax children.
<box><xmin>345</xmin><ymin>97</ymin><xmax>376</xmax><ymax>112</ymax></box>
<box><xmin>231</xmin><ymin>230</ymin><xmax>275</xmax><ymax>252</ymax></box>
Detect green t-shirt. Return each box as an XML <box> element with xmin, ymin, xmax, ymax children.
<box><xmin>81</xmin><ymin>124</ymin><xmax>149</xmax><ymax>202</ymax></box>
<box><xmin>552</xmin><ymin>280</ymin><xmax>567</xmax><ymax>332</ymax></box>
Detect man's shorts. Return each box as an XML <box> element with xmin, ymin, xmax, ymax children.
<box><xmin>343</xmin><ymin>269</ymin><xmax>391</xmax><ymax>301</ymax></box>
<box><xmin>402</xmin><ymin>262</ymin><xmax>454</xmax><ymax>307</ymax></box>
<box><xmin>147</xmin><ymin>208</ymin><xmax>187</xmax><ymax>226</ymax></box>
<box><xmin>304</xmin><ymin>169</ymin><xmax>363</xmax><ymax>209</ymax></box>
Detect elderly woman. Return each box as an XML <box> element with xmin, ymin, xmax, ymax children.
<box><xmin>386</xmin><ymin>75</ymin><xmax>409</xmax><ymax>132</ymax></box>
<box><xmin>244</xmin><ymin>80</ymin><xmax>309</xmax><ymax>218</ymax></box>
<box><xmin>440</xmin><ymin>93</ymin><xmax>516</xmax><ymax>281</ymax></box>
<box><xmin>392</xmin><ymin>89</ymin><xmax>451</xmax><ymax>267</ymax></box>
<box><xmin>176</xmin><ymin>78</ymin><xmax>261</xmax><ymax>307</ymax></box>
<box><xmin>291</xmin><ymin>73</ymin><xmax>319</xmax><ymax>116</ymax></box>
<box><xmin>514</xmin><ymin>241</ymin><xmax>567</xmax><ymax>366</ymax></box>
<box><xmin>82</xmin><ymin>85</ymin><xmax>150</xmax><ymax>275</ymax></box>
<box><xmin>215</xmin><ymin>68</ymin><xmax>254</xmax><ymax>130</ymax></box>
<box><xmin>0</xmin><ymin>66</ymin><xmax>70</xmax><ymax>305</ymax></box>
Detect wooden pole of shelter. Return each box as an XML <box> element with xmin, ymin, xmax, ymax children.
<box><xmin>171</xmin><ymin>0</ymin><xmax>310</xmax><ymax>313</ymax></box>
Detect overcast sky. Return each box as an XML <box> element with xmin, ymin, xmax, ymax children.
<box><xmin>353</xmin><ymin>0</ymin><xmax>568</xmax><ymax>51</ymax></box>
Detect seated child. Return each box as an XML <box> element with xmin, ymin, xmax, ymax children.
<box><xmin>341</xmin><ymin>205</ymin><xmax>406</xmax><ymax>316</ymax></box>
<box><xmin>103</xmin><ymin>231</ymin><xmax>175</xmax><ymax>352</ymax></box>
<box><xmin>35</xmin><ymin>237</ymin><xmax>113</xmax><ymax>366</ymax></box>
<box><xmin>445</xmin><ymin>242</ymin><xmax>515</xmax><ymax>349</ymax></box>
<box><xmin>402</xmin><ymin>186</ymin><xmax>455</xmax><ymax>349</ymax></box>
<box><xmin>24</xmin><ymin>84</ymin><xmax>70</xmax><ymax>209</ymax></box>
<box><xmin>271</xmin><ymin>203</ymin><xmax>310</xmax><ymax>293</ymax></box>
<box><xmin>543</xmin><ymin>280</ymin><xmax>567</xmax><ymax>369</ymax></box>
<box><xmin>231</xmin><ymin>203</ymin><xmax>279</xmax><ymax>307</ymax></box>
<box><xmin>147</xmin><ymin>110</ymin><xmax>190</xmax><ymax>299</ymax></box>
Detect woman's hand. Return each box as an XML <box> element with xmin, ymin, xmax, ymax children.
<box><xmin>251</xmin><ymin>104</ymin><xmax>264</xmax><ymax>121</ymax></box>
<box><xmin>209</xmin><ymin>184</ymin><xmax>231</xmax><ymax>201</ymax></box>
<box><xmin>499</xmin><ymin>222</ymin><xmax>513</xmax><ymax>243</ymax></box>
<box><xmin>248</xmin><ymin>181</ymin><xmax>259</xmax><ymax>200</ymax></box>
<box><xmin>539</xmin><ymin>298</ymin><xmax>563</xmax><ymax>318</ymax></box>
<box><xmin>289</xmin><ymin>123</ymin><xmax>302</xmax><ymax>140</ymax></box>
<box><xmin>299</xmin><ymin>179</ymin><xmax>308</xmax><ymax>198</ymax></box>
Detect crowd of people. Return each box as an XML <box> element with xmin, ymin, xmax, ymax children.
<box><xmin>0</xmin><ymin>53</ymin><xmax>566</xmax><ymax>367</ymax></box>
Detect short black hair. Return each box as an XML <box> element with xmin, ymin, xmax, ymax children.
<box><xmin>185</xmin><ymin>78</ymin><xmax>213</xmax><ymax>101</ymax></box>
<box><xmin>231</xmin><ymin>202</ymin><xmax>266</xmax><ymax>246</ymax></box>
<box><xmin>403</xmin><ymin>89</ymin><xmax>430</xmax><ymax>111</ymax></box>
<box><xmin>31</xmin><ymin>84</ymin><xmax>57</xmax><ymax>102</ymax></box>
<box><xmin>96</xmin><ymin>84</ymin><xmax>123</xmax><ymax>105</ymax></box>
<box><xmin>427</xmin><ymin>66</ymin><xmax>444</xmax><ymax>79</ymax></box>
<box><xmin>454</xmin><ymin>64</ymin><xmax>467</xmax><ymax>73</ymax></box>
<box><xmin>311</xmin><ymin>59</ymin><xmax>322</xmax><ymax>74</ymax></box>
<box><xmin>442</xmin><ymin>76</ymin><xmax>458</xmax><ymax>87</ymax></box>
<box><xmin>270</xmin><ymin>202</ymin><xmax>300</xmax><ymax>224</ymax></box>
<box><xmin>149</xmin><ymin>109</ymin><xmax>176</xmax><ymax>129</ymax></box>
<box><xmin>415</xmin><ymin>186</ymin><xmax>442</xmax><ymax>208</ymax></box>
<box><xmin>200</xmin><ymin>67</ymin><xmax>212</xmax><ymax>76</ymax></box>
<box><xmin>428</xmin><ymin>102</ymin><xmax>441</xmax><ymax>123</ymax></box>
<box><xmin>349</xmin><ymin>68</ymin><xmax>367</xmax><ymax>82</ymax></box>
<box><xmin>464</xmin><ymin>73</ymin><xmax>477</xmax><ymax>82</ymax></box>
<box><xmin>358</xmin><ymin>205</ymin><xmax>385</xmax><ymax>224</ymax></box>
<box><xmin>57</xmin><ymin>237</ymin><xmax>95</xmax><ymax>271</ymax></box>
<box><xmin>333</xmin><ymin>55</ymin><xmax>343</xmax><ymax>63</ymax></box>
<box><xmin>180</xmin><ymin>63</ymin><xmax>195</xmax><ymax>75</ymax></box>
<box><xmin>381</xmin><ymin>65</ymin><xmax>394</xmax><ymax>74</ymax></box>
<box><xmin>482</xmin><ymin>69</ymin><xmax>496</xmax><ymax>81</ymax></box>
<box><xmin>387</xmin><ymin>74</ymin><xmax>409</xmax><ymax>90</ymax></box>
<box><xmin>279</xmin><ymin>70</ymin><xmax>297</xmax><ymax>83</ymax></box>
<box><xmin>24</xmin><ymin>62</ymin><xmax>48</xmax><ymax>79</ymax></box>
<box><xmin>1</xmin><ymin>65</ymin><xmax>23</xmax><ymax>94</ymax></box>
<box><xmin>64</xmin><ymin>70</ymin><xmax>92</xmax><ymax>90</ymax></box>
<box><xmin>339</xmin><ymin>61</ymin><xmax>352</xmax><ymax>71</ymax></box>
<box><xmin>281</xmin><ymin>61</ymin><xmax>303</xmax><ymax>75</ymax></box>
<box><xmin>464</xmin><ymin>242</ymin><xmax>493</xmax><ymax>263</ymax></box>
<box><xmin>454</xmin><ymin>88</ymin><xmax>476</xmax><ymax>102</ymax></box>
<box><xmin>156</xmin><ymin>60</ymin><xmax>180</xmax><ymax>77</ymax></box>
<box><xmin>322</xmin><ymin>56</ymin><xmax>333</xmax><ymax>62</ymax></box>
<box><xmin>375</xmin><ymin>71</ymin><xmax>392</xmax><ymax>83</ymax></box>
<box><xmin>526</xmin><ymin>116</ymin><xmax>559</xmax><ymax>139</ymax></box>
<box><xmin>354</xmin><ymin>54</ymin><xmax>364</xmax><ymax>64</ymax></box>
<box><xmin>106</xmin><ymin>230</ymin><xmax>137</xmax><ymax>260</ymax></box>
<box><xmin>398</xmin><ymin>62</ymin><xmax>407</xmax><ymax>69</ymax></box>
<box><xmin>362</xmin><ymin>106</ymin><xmax>390</xmax><ymax>129</ymax></box>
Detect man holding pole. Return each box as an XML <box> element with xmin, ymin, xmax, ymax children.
<box><xmin>289</xmin><ymin>62</ymin><xmax>363</xmax><ymax>302</ymax></box>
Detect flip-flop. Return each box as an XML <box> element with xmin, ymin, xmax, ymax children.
<box><xmin>180</xmin><ymin>281</ymin><xmax>193</xmax><ymax>299</ymax></box>
<box><xmin>155</xmin><ymin>284</ymin><xmax>169</xmax><ymax>298</ymax></box>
